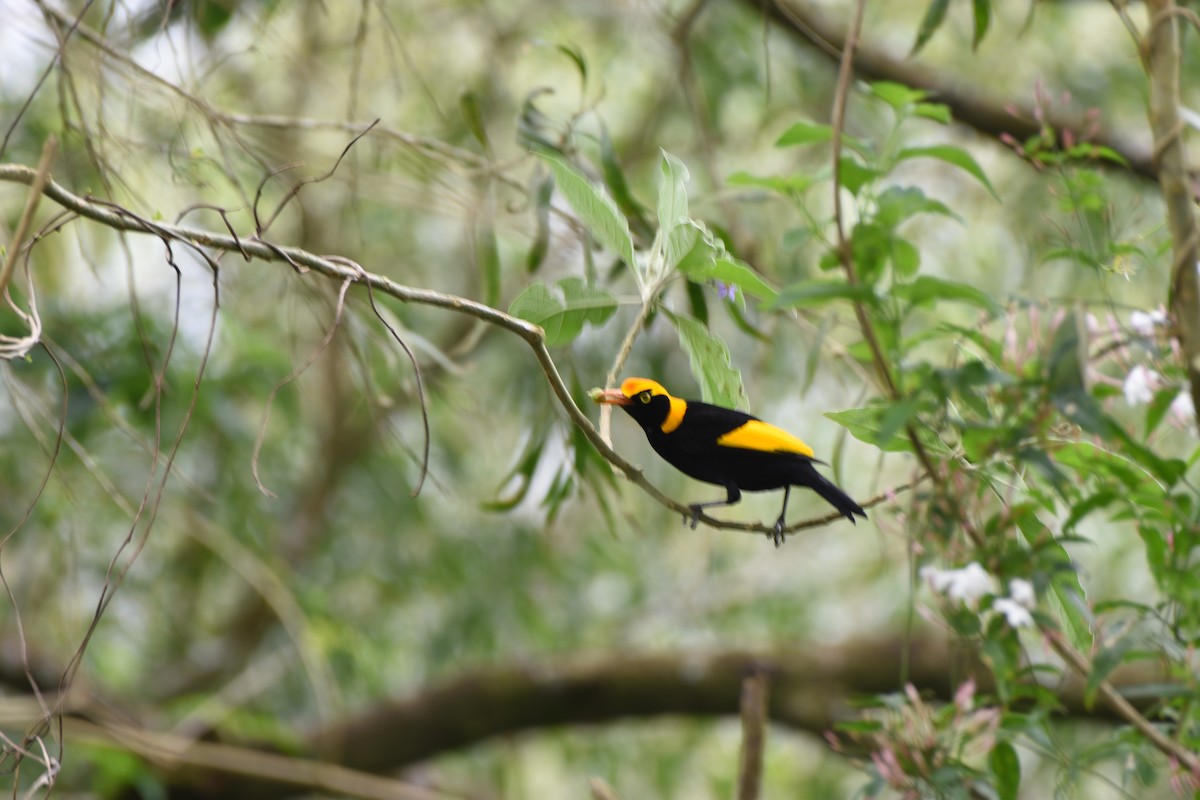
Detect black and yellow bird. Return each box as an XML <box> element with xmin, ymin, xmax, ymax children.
<box><xmin>595</xmin><ymin>377</ymin><xmax>865</xmax><ymax>545</ymax></box>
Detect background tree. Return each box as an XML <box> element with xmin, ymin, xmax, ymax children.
<box><xmin>1</xmin><ymin>0</ymin><xmax>1198</xmax><ymax>798</ymax></box>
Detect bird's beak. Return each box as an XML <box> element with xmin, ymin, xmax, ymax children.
<box><xmin>589</xmin><ymin>387</ymin><xmax>631</xmax><ymax>406</ymax></box>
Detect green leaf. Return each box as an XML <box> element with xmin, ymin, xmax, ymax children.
<box><xmin>891</xmin><ymin>237</ymin><xmax>920</xmax><ymax>278</ymax></box>
<box><xmin>913</xmin><ymin>102</ymin><xmax>952</xmax><ymax>125</ymax></box>
<box><xmin>768</xmin><ymin>278</ymin><xmax>876</xmax><ymax>310</ymax></box>
<box><xmin>1045</xmin><ymin>312</ymin><xmax>1085</xmax><ymax>395</ymax></box>
<box><xmin>972</xmin><ymin>0</ymin><xmax>992</xmax><ymax>49</ymax></box>
<box><xmin>896</xmin><ymin>275</ymin><xmax>1004</xmax><ymax>315</ymax></box>
<box><xmin>990</xmin><ymin>741</ymin><xmax>1020</xmax><ymax>800</ymax></box>
<box><xmin>824</xmin><ymin>406</ymin><xmax>943</xmax><ymax>454</ymax></box>
<box><xmin>600</xmin><ymin>125</ymin><xmax>649</xmax><ymax>230</ymax></box>
<box><xmin>459</xmin><ymin>89</ymin><xmax>491</xmax><ymax>152</ymax></box>
<box><xmin>1085</xmin><ymin>638</ymin><xmax>1134</xmax><ymax>709</ymax></box>
<box><xmin>1143</xmin><ymin>387</ymin><xmax>1178</xmax><ymax>437</ymax></box>
<box><xmin>535</xmin><ymin>147</ymin><xmax>637</xmax><ymax>269</ymax></box>
<box><xmin>850</xmin><ymin>222</ymin><xmax>890</xmax><ymax>283</ymax></box>
<box><xmin>1015</xmin><ymin>513</ymin><xmax>1091</xmax><ymax>651</ymax></box>
<box><xmin>508</xmin><ymin>277</ymin><xmax>618</xmax><ymax>347</ymax></box>
<box><xmin>657</xmin><ymin>150</ymin><xmax>691</xmax><ymax>232</ymax></box>
<box><xmin>680</xmin><ymin>256</ymin><xmax>778</xmax><ymax>303</ymax></box>
<box><xmin>875</xmin><ymin>186</ymin><xmax>960</xmax><ymax>227</ymax></box>
<box><xmin>776</xmin><ymin>122</ymin><xmax>869</xmax><ymax>155</ymax></box>
<box><xmin>665</xmin><ymin>311</ymin><xmax>747</xmax><ymax>408</ymax></box>
<box><xmin>477</xmin><ymin>218</ymin><xmax>500</xmax><ymax>307</ymax></box>
<box><xmin>526</xmin><ymin>173</ymin><xmax>555</xmax><ymax>273</ymax></box>
<box><xmin>869</xmin><ymin>81</ymin><xmax>928</xmax><ymax>109</ymax></box>
<box><xmin>838</xmin><ymin>156</ymin><xmax>879</xmax><ymax>196</ymax></box>
<box><xmin>912</xmin><ymin>0</ymin><xmax>950</xmax><ymax>54</ymax></box>
<box><xmin>897</xmin><ymin>145</ymin><xmax>999</xmax><ymax>199</ymax></box>
<box><xmin>726</xmin><ymin>171</ymin><xmax>816</xmax><ymax>198</ymax></box>
<box><xmin>556</xmin><ymin>43</ymin><xmax>588</xmax><ymax>86</ymax></box>
<box><xmin>776</xmin><ymin>121</ymin><xmax>834</xmax><ymax>147</ymax></box>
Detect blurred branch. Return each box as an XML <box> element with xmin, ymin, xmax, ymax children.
<box><xmin>62</xmin><ymin>716</ymin><xmax>461</xmax><ymax>800</ymax></box>
<box><xmin>25</xmin><ymin>634</ymin><xmax>1174</xmax><ymax>799</ymax></box>
<box><xmin>1046</xmin><ymin>630</ymin><xmax>1200</xmax><ymax>773</ymax></box>
<box><xmin>1142</xmin><ymin>0</ymin><xmax>1200</xmax><ymax>432</ymax></box>
<box><xmin>758</xmin><ymin>0</ymin><xmax>1160</xmax><ymax>182</ymax></box>
<box><xmin>736</xmin><ymin>668</ymin><xmax>769</xmax><ymax>800</ymax></box>
<box><xmin>0</xmin><ymin>162</ymin><xmax>902</xmax><ymax>541</ymax></box>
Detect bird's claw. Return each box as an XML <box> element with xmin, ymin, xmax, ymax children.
<box><xmin>771</xmin><ymin>520</ymin><xmax>787</xmax><ymax>548</ymax></box>
<box><xmin>685</xmin><ymin>505</ymin><xmax>702</xmax><ymax>530</ymax></box>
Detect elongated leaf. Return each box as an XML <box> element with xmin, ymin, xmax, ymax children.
<box><xmin>913</xmin><ymin>102</ymin><xmax>952</xmax><ymax>124</ymax></box>
<box><xmin>1015</xmin><ymin>512</ymin><xmax>1092</xmax><ymax>651</ymax></box>
<box><xmin>769</xmin><ymin>278</ymin><xmax>876</xmax><ymax>310</ymax></box>
<box><xmin>535</xmin><ymin>147</ymin><xmax>637</xmax><ymax>269</ymax></box>
<box><xmin>972</xmin><ymin>0</ymin><xmax>992</xmax><ymax>49</ymax></box>
<box><xmin>477</xmin><ymin>218</ymin><xmax>500</xmax><ymax>307</ymax></box>
<box><xmin>776</xmin><ymin>122</ymin><xmax>869</xmax><ymax>155</ymax></box>
<box><xmin>680</xmin><ymin>256</ymin><xmax>778</xmax><ymax>303</ymax></box>
<box><xmin>776</xmin><ymin>121</ymin><xmax>833</xmax><ymax>147</ymax></box>
<box><xmin>509</xmin><ymin>277</ymin><xmax>618</xmax><ymax>347</ymax></box>
<box><xmin>990</xmin><ymin>740</ymin><xmax>1020</xmax><ymax>800</ymax></box>
<box><xmin>726</xmin><ymin>171</ymin><xmax>816</xmax><ymax>198</ymax></box>
<box><xmin>526</xmin><ymin>172</ymin><xmax>554</xmax><ymax>272</ymax></box>
<box><xmin>825</xmin><ymin>407</ymin><xmax>922</xmax><ymax>453</ymax></box>
<box><xmin>666</xmin><ymin>311</ymin><xmax>747</xmax><ymax>408</ymax></box>
<box><xmin>460</xmin><ymin>89</ymin><xmax>491</xmax><ymax>152</ymax></box>
<box><xmin>875</xmin><ymin>186</ymin><xmax>960</xmax><ymax>227</ymax></box>
<box><xmin>897</xmin><ymin>145</ymin><xmax>999</xmax><ymax>199</ymax></box>
<box><xmin>657</xmin><ymin>150</ymin><xmax>690</xmax><ymax>232</ymax></box>
<box><xmin>912</xmin><ymin>0</ymin><xmax>950</xmax><ymax>54</ymax></box>
<box><xmin>896</xmin><ymin>275</ymin><xmax>1003</xmax><ymax>315</ymax></box>
<box><xmin>600</xmin><ymin>125</ymin><xmax>649</xmax><ymax>230</ymax></box>
<box><xmin>869</xmin><ymin>81</ymin><xmax>927</xmax><ymax>109</ymax></box>
<box><xmin>1085</xmin><ymin>638</ymin><xmax>1134</xmax><ymax>709</ymax></box>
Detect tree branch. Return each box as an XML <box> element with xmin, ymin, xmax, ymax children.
<box><xmin>31</xmin><ymin>635</ymin><xmax>1176</xmax><ymax>799</ymax></box>
<box><xmin>759</xmin><ymin>0</ymin><xmax>1159</xmax><ymax>181</ymax></box>
<box><xmin>1142</xmin><ymin>0</ymin><xmax>1200</xmax><ymax>433</ymax></box>
<box><xmin>0</xmin><ymin>163</ymin><xmax>902</xmax><ymax>539</ymax></box>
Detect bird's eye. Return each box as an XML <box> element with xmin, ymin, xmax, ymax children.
<box><xmin>639</xmin><ymin>392</ymin><xmax>652</xmax><ymax>404</ymax></box>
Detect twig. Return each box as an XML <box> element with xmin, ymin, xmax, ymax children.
<box><xmin>0</xmin><ymin>137</ymin><xmax>56</xmax><ymax>300</ymax></box>
<box><xmin>1046</xmin><ymin>629</ymin><xmax>1200</xmax><ymax>773</ymax></box>
<box><xmin>825</xmin><ymin>0</ymin><xmax>943</xmax><ymax>498</ymax></box>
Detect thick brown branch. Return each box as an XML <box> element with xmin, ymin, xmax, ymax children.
<box><xmin>759</xmin><ymin>0</ymin><xmax>1158</xmax><ymax>181</ymax></box>
<box><xmin>35</xmin><ymin>635</ymin><xmax>1175</xmax><ymax>799</ymax></box>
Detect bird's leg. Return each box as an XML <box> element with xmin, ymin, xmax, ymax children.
<box><xmin>772</xmin><ymin>486</ymin><xmax>792</xmax><ymax>547</ymax></box>
<box><xmin>686</xmin><ymin>485</ymin><xmax>741</xmax><ymax>530</ymax></box>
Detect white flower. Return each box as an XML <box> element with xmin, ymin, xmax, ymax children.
<box><xmin>993</xmin><ymin>597</ymin><xmax>1034</xmax><ymax>628</ymax></box>
<box><xmin>1123</xmin><ymin>365</ymin><xmax>1159</xmax><ymax>406</ymax></box>
<box><xmin>1130</xmin><ymin>309</ymin><xmax>1167</xmax><ymax>336</ymax></box>
<box><xmin>1171</xmin><ymin>390</ymin><xmax>1195</xmax><ymax>424</ymax></box>
<box><xmin>1008</xmin><ymin>578</ymin><xmax>1035</xmax><ymax>608</ymax></box>
<box><xmin>922</xmin><ymin>562</ymin><xmax>995</xmax><ymax>605</ymax></box>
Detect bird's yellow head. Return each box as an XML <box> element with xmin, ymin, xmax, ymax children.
<box><xmin>593</xmin><ymin>377</ymin><xmax>686</xmax><ymax>434</ymax></box>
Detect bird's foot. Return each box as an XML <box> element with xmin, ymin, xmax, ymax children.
<box><xmin>771</xmin><ymin>518</ymin><xmax>787</xmax><ymax>548</ymax></box>
<box><xmin>685</xmin><ymin>505</ymin><xmax>702</xmax><ymax>530</ymax></box>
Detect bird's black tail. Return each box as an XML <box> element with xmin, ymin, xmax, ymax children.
<box><xmin>803</xmin><ymin>463</ymin><xmax>867</xmax><ymax>523</ymax></box>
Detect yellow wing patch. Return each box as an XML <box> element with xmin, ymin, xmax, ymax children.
<box><xmin>716</xmin><ymin>420</ymin><xmax>814</xmax><ymax>457</ymax></box>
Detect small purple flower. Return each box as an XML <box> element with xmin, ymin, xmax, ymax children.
<box><xmin>714</xmin><ymin>281</ymin><xmax>736</xmax><ymax>301</ymax></box>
